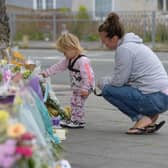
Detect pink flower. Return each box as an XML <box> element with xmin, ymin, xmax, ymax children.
<box><xmin>5</xmin><ymin>139</ymin><xmax>17</xmax><ymax>146</ymax></box>
<box><xmin>16</xmin><ymin>146</ymin><xmax>33</xmax><ymax>158</ymax></box>
<box><xmin>2</xmin><ymin>156</ymin><xmax>16</xmax><ymax>168</ymax></box>
<box><xmin>3</xmin><ymin>69</ymin><xmax>12</xmax><ymax>82</ymax></box>
<box><xmin>0</xmin><ymin>139</ymin><xmax>16</xmax><ymax>158</ymax></box>
<box><xmin>4</xmin><ymin>139</ymin><xmax>17</xmax><ymax>155</ymax></box>
<box><xmin>0</xmin><ymin>139</ymin><xmax>18</xmax><ymax>168</ymax></box>
<box><xmin>21</xmin><ymin>132</ymin><xmax>36</xmax><ymax>141</ymax></box>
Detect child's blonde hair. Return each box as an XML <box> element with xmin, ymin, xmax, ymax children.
<box><xmin>56</xmin><ymin>33</ymin><xmax>84</xmax><ymax>53</ymax></box>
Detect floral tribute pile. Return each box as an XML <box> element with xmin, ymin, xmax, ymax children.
<box><xmin>0</xmin><ymin>49</ymin><xmax>71</xmax><ymax>168</ymax></box>
<box><xmin>0</xmin><ymin>108</ymin><xmax>71</xmax><ymax>168</ymax></box>
<box><xmin>0</xmin><ymin>111</ymin><xmax>42</xmax><ymax>168</ymax></box>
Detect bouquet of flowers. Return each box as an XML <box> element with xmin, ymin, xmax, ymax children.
<box><xmin>0</xmin><ymin>108</ymin><xmax>70</xmax><ymax>168</ymax></box>
<box><xmin>40</xmin><ymin>78</ymin><xmax>71</xmax><ymax>120</ymax></box>
<box><xmin>0</xmin><ymin>49</ymin><xmax>71</xmax><ymax>168</ymax></box>
<box><xmin>0</xmin><ymin>110</ymin><xmax>50</xmax><ymax>168</ymax></box>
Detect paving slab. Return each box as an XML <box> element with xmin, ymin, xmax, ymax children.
<box><xmin>55</xmin><ymin>87</ymin><xmax>168</xmax><ymax>168</ymax></box>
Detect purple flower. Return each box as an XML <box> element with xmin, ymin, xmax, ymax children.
<box><xmin>5</xmin><ymin>139</ymin><xmax>17</xmax><ymax>146</ymax></box>
<box><xmin>3</xmin><ymin>69</ymin><xmax>12</xmax><ymax>82</ymax></box>
<box><xmin>0</xmin><ymin>154</ymin><xmax>4</xmax><ymax>163</ymax></box>
<box><xmin>0</xmin><ymin>139</ymin><xmax>18</xmax><ymax>168</ymax></box>
<box><xmin>0</xmin><ymin>144</ymin><xmax>5</xmax><ymax>164</ymax></box>
<box><xmin>2</xmin><ymin>156</ymin><xmax>16</xmax><ymax>168</ymax></box>
<box><xmin>4</xmin><ymin>139</ymin><xmax>17</xmax><ymax>155</ymax></box>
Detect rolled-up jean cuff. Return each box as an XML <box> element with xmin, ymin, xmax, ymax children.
<box><xmin>132</xmin><ymin>114</ymin><xmax>144</xmax><ymax>122</ymax></box>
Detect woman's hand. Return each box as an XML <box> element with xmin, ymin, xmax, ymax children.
<box><xmin>80</xmin><ymin>90</ymin><xmax>89</xmax><ymax>97</ymax></box>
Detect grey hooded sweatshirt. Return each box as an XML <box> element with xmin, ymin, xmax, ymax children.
<box><xmin>100</xmin><ymin>33</ymin><xmax>168</xmax><ymax>94</ymax></box>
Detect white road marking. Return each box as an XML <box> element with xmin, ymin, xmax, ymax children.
<box><xmin>32</xmin><ymin>56</ymin><xmax>114</xmax><ymax>62</ymax></box>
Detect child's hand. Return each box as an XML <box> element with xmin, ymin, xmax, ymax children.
<box><xmin>39</xmin><ymin>72</ymin><xmax>47</xmax><ymax>78</ymax></box>
<box><xmin>80</xmin><ymin>90</ymin><xmax>89</xmax><ymax>97</ymax></box>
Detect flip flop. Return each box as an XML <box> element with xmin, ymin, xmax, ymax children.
<box><xmin>126</xmin><ymin>127</ymin><xmax>147</xmax><ymax>135</ymax></box>
<box><xmin>145</xmin><ymin>120</ymin><xmax>166</xmax><ymax>133</ymax></box>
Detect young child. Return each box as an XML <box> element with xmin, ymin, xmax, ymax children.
<box><xmin>41</xmin><ymin>33</ymin><xmax>95</xmax><ymax>128</ymax></box>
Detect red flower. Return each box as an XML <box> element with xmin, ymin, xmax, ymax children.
<box><xmin>21</xmin><ymin>132</ymin><xmax>36</xmax><ymax>141</ymax></box>
<box><xmin>16</xmin><ymin>146</ymin><xmax>33</xmax><ymax>158</ymax></box>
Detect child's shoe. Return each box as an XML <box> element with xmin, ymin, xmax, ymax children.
<box><xmin>60</xmin><ymin>119</ymin><xmax>70</xmax><ymax>127</ymax></box>
<box><xmin>66</xmin><ymin>120</ymin><xmax>85</xmax><ymax>128</ymax></box>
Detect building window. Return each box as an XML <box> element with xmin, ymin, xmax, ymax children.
<box><xmin>158</xmin><ymin>0</ymin><xmax>163</xmax><ymax>10</ymax></box>
<box><xmin>166</xmin><ymin>0</ymin><xmax>168</xmax><ymax>10</ymax></box>
<box><xmin>95</xmin><ymin>0</ymin><xmax>112</xmax><ymax>17</ymax></box>
<box><xmin>46</xmin><ymin>0</ymin><xmax>53</xmax><ymax>9</ymax></box>
<box><xmin>158</xmin><ymin>0</ymin><xmax>168</xmax><ymax>11</ymax></box>
<box><xmin>37</xmin><ymin>0</ymin><xmax>43</xmax><ymax>9</ymax></box>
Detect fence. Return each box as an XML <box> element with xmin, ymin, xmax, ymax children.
<box><xmin>7</xmin><ymin>11</ymin><xmax>168</xmax><ymax>49</ymax></box>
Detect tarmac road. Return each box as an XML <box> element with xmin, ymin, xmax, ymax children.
<box><xmin>21</xmin><ymin>49</ymin><xmax>168</xmax><ymax>85</ymax></box>
<box><xmin>21</xmin><ymin>49</ymin><xmax>168</xmax><ymax>168</ymax></box>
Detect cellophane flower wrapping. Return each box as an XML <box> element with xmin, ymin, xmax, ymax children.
<box><xmin>0</xmin><ymin>57</ymin><xmax>69</xmax><ymax>168</ymax></box>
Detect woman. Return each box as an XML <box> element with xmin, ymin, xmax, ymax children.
<box><xmin>98</xmin><ymin>12</ymin><xmax>168</xmax><ymax>134</ymax></box>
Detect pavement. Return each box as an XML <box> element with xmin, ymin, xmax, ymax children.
<box><xmin>54</xmin><ymin>85</ymin><xmax>168</xmax><ymax>168</ymax></box>
<box><xmin>19</xmin><ymin>46</ymin><xmax>168</xmax><ymax>168</ymax></box>
<box><xmin>17</xmin><ymin>40</ymin><xmax>168</xmax><ymax>52</ymax></box>
<box><xmin>18</xmin><ymin>40</ymin><xmax>104</xmax><ymax>50</ymax></box>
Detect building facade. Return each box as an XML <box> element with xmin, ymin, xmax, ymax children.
<box><xmin>33</xmin><ymin>0</ymin><xmax>72</xmax><ymax>10</ymax></box>
<box><xmin>6</xmin><ymin>0</ymin><xmax>168</xmax><ymax>14</ymax></box>
<box><xmin>6</xmin><ymin>0</ymin><xmax>34</xmax><ymax>9</ymax></box>
<box><xmin>113</xmin><ymin>0</ymin><xmax>168</xmax><ymax>12</ymax></box>
<box><xmin>6</xmin><ymin>0</ymin><xmax>168</xmax><ymax>12</ymax></box>
<box><xmin>71</xmin><ymin>0</ymin><xmax>168</xmax><ymax>13</ymax></box>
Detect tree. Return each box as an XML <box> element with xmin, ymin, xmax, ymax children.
<box><xmin>72</xmin><ymin>5</ymin><xmax>90</xmax><ymax>39</ymax></box>
<box><xmin>76</xmin><ymin>5</ymin><xmax>90</xmax><ymax>20</ymax></box>
<box><xmin>0</xmin><ymin>0</ymin><xmax>10</xmax><ymax>49</ymax></box>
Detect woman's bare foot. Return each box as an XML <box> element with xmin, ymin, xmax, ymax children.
<box><xmin>126</xmin><ymin>116</ymin><xmax>152</xmax><ymax>134</ymax></box>
<box><xmin>150</xmin><ymin>114</ymin><xmax>159</xmax><ymax>126</ymax></box>
<box><xmin>133</xmin><ymin>116</ymin><xmax>152</xmax><ymax>128</ymax></box>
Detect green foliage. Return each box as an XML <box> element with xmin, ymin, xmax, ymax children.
<box><xmin>124</xmin><ymin>22</ymin><xmax>168</xmax><ymax>43</ymax></box>
<box><xmin>14</xmin><ymin>32</ymin><xmax>46</xmax><ymax>41</ymax></box>
<box><xmin>14</xmin><ymin>21</ymin><xmax>52</xmax><ymax>41</ymax></box>
<box><xmin>0</xmin><ymin>72</ymin><xmax>2</xmax><ymax>82</ymax></box>
<box><xmin>76</xmin><ymin>5</ymin><xmax>90</xmax><ymax>19</ymax></box>
<box><xmin>27</xmin><ymin>157</ymin><xmax>36</xmax><ymax>168</ymax></box>
<box><xmin>23</xmin><ymin>69</ymin><xmax>32</xmax><ymax>79</ymax></box>
<box><xmin>155</xmin><ymin>23</ymin><xmax>168</xmax><ymax>43</ymax></box>
<box><xmin>14</xmin><ymin>32</ymin><xmax>23</xmax><ymax>41</ymax></box>
<box><xmin>50</xmin><ymin>141</ymin><xmax>64</xmax><ymax>160</ymax></box>
<box><xmin>41</xmin><ymin>164</ymin><xmax>49</xmax><ymax>168</ymax></box>
<box><xmin>143</xmin><ymin>31</ymin><xmax>152</xmax><ymax>42</ymax></box>
<box><xmin>29</xmin><ymin>32</ymin><xmax>44</xmax><ymax>40</ymax></box>
<box><xmin>87</xmin><ymin>34</ymin><xmax>100</xmax><ymax>41</ymax></box>
<box><xmin>12</xmin><ymin>66</ymin><xmax>21</xmax><ymax>73</ymax></box>
<box><xmin>72</xmin><ymin>5</ymin><xmax>90</xmax><ymax>39</ymax></box>
<box><xmin>58</xmin><ymin>7</ymin><xmax>70</xmax><ymax>13</ymax></box>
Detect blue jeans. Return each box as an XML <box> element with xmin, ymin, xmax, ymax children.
<box><xmin>102</xmin><ymin>85</ymin><xmax>168</xmax><ymax>121</ymax></box>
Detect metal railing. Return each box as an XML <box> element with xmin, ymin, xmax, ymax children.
<box><xmin>7</xmin><ymin>11</ymin><xmax>168</xmax><ymax>49</ymax></box>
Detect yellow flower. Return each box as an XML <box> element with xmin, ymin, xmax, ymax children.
<box><xmin>55</xmin><ymin>166</ymin><xmax>61</xmax><ymax>168</ymax></box>
<box><xmin>0</xmin><ymin>59</ymin><xmax>7</xmax><ymax>65</ymax></box>
<box><xmin>7</xmin><ymin>123</ymin><xmax>26</xmax><ymax>138</ymax></box>
<box><xmin>13</xmin><ymin>51</ymin><xmax>25</xmax><ymax>60</ymax></box>
<box><xmin>0</xmin><ymin>110</ymin><xmax>9</xmax><ymax>122</ymax></box>
<box><xmin>64</xmin><ymin>106</ymin><xmax>71</xmax><ymax>119</ymax></box>
<box><xmin>14</xmin><ymin>95</ymin><xmax>23</xmax><ymax>105</ymax></box>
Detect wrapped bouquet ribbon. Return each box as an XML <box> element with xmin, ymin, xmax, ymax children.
<box><xmin>28</xmin><ymin>76</ymin><xmax>43</xmax><ymax>101</ymax></box>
